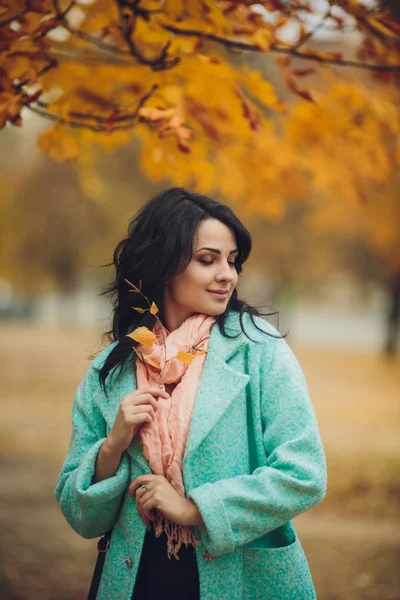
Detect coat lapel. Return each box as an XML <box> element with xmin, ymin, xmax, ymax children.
<box><xmin>100</xmin><ymin>311</ymin><xmax>250</xmax><ymax>473</ymax></box>
<box><xmin>182</xmin><ymin>323</ymin><xmax>250</xmax><ymax>465</ymax></box>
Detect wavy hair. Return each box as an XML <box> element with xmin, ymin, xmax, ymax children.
<box><xmin>98</xmin><ymin>187</ymin><xmax>285</xmax><ymax>392</ymax></box>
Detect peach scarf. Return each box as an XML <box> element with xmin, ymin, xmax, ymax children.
<box><xmin>135</xmin><ymin>312</ymin><xmax>216</xmax><ymax>559</ymax></box>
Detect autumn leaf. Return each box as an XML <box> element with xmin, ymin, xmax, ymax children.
<box><xmin>235</xmin><ymin>86</ymin><xmax>261</xmax><ymax>131</ymax></box>
<box><xmin>366</xmin><ymin>14</ymin><xmax>400</xmax><ymax>39</ymax></box>
<box><xmin>250</xmin><ymin>29</ymin><xmax>272</xmax><ymax>51</ymax></box>
<box><xmin>185</xmin><ymin>95</ymin><xmax>221</xmax><ymax>142</ymax></box>
<box><xmin>0</xmin><ymin>0</ymin><xmax>399</xmax><ymax>221</ymax></box>
<box><xmin>276</xmin><ymin>56</ymin><xmax>293</xmax><ymax>69</ymax></box>
<box><xmin>149</xmin><ymin>301</ymin><xmax>159</xmax><ymax>315</ymax></box>
<box><xmin>139</xmin><ymin>107</ymin><xmax>176</xmax><ymax>122</ymax></box>
<box><xmin>127</xmin><ymin>327</ymin><xmax>157</xmax><ymax>347</ymax></box>
<box><xmin>132</xmin><ymin>307</ymin><xmax>146</xmax><ymax>313</ymax></box>
<box><xmin>145</xmin><ymin>356</ymin><xmax>161</xmax><ymax>369</ymax></box>
<box><xmin>177</xmin><ymin>351</ymin><xmax>195</xmax><ymax>365</ymax></box>
<box><xmin>0</xmin><ymin>91</ymin><xmax>23</xmax><ymax>128</ymax></box>
<box><xmin>243</xmin><ymin>68</ymin><xmax>283</xmax><ymax>111</ymax></box>
<box><xmin>291</xmin><ymin>68</ymin><xmax>315</xmax><ymax>77</ymax></box>
<box><xmin>37</xmin><ymin>127</ymin><xmax>80</xmax><ymax>163</ymax></box>
<box><xmin>286</xmin><ymin>77</ymin><xmax>314</xmax><ymax>103</ymax></box>
<box><xmin>140</xmin><ymin>104</ymin><xmax>193</xmax><ymax>153</ymax></box>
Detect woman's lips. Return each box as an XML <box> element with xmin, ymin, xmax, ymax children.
<box><xmin>207</xmin><ymin>290</ymin><xmax>229</xmax><ymax>299</ymax></box>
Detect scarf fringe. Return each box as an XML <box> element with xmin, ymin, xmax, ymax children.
<box><xmin>149</xmin><ymin>511</ymin><xmax>202</xmax><ymax>560</ymax></box>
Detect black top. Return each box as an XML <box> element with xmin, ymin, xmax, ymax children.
<box><xmin>132</xmin><ymin>526</ymin><xmax>200</xmax><ymax>600</ymax></box>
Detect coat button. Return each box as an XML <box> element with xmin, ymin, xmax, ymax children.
<box><xmin>125</xmin><ymin>556</ymin><xmax>134</xmax><ymax>568</ymax></box>
<box><xmin>202</xmin><ymin>549</ymin><xmax>213</xmax><ymax>562</ymax></box>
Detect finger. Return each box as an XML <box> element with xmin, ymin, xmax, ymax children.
<box><xmin>137</xmin><ymin>490</ymin><xmax>156</xmax><ymax>524</ymax></box>
<box><xmin>129</xmin><ymin>409</ymin><xmax>155</xmax><ymax>424</ymax></box>
<box><xmin>141</xmin><ymin>495</ymin><xmax>157</xmax><ymax>521</ymax></box>
<box><xmin>138</xmin><ymin>386</ymin><xmax>169</xmax><ymax>399</ymax></box>
<box><xmin>140</xmin><ymin>491</ymin><xmax>155</xmax><ymax>521</ymax></box>
<box><xmin>130</xmin><ymin>394</ymin><xmax>162</xmax><ymax>412</ymax></box>
<box><xmin>130</xmin><ymin>405</ymin><xmax>156</xmax><ymax>419</ymax></box>
<box><xmin>128</xmin><ymin>481</ymin><xmax>142</xmax><ymax>498</ymax></box>
<box><xmin>128</xmin><ymin>476</ymin><xmax>154</xmax><ymax>497</ymax></box>
<box><xmin>143</xmin><ymin>392</ymin><xmax>167</xmax><ymax>410</ymax></box>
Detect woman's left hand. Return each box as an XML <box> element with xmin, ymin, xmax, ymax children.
<box><xmin>128</xmin><ymin>475</ymin><xmax>202</xmax><ymax>527</ymax></box>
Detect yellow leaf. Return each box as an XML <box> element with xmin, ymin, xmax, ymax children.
<box><xmin>163</xmin><ymin>0</ymin><xmax>186</xmax><ymax>20</ymax></box>
<box><xmin>177</xmin><ymin>351</ymin><xmax>195</xmax><ymax>365</ymax></box>
<box><xmin>139</xmin><ymin>107</ymin><xmax>176</xmax><ymax>121</ymax></box>
<box><xmin>135</xmin><ymin>17</ymin><xmax>169</xmax><ymax>48</ymax></box>
<box><xmin>243</xmin><ymin>68</ymin><xmax>283</xmax><ymax>111</ymax></box>
<box><xmin>149</xmin><ymin>302</ymin><xmax>159</xmax><ymax>315</ymax></box>
<box><xmin>127</xmin><ymin>326</ymin><xmax>157</xmax><ymax>347</ymax></box>
<box><xmin>250</xmin><ymin>29</ymin><xmax>272</xmax><ymax>51</ymax></box>
<box><xmin>36</xmin><ymin>127</ymin><xmax>80</xmax><ymax>163</ymax></box>
<box><xmin>133</xmin><ymin>307</ymin><xmax>146</xmax><ymax>313</ymax></box>
<box><xmin>145</xmin><ymin>356</ymin><xmax>161</xmax><ymax>369</ymax></box>
<box><xmin>367</xmin><ymin>15</ymin><xmax>400</xmax><ymax>39</ymax></box>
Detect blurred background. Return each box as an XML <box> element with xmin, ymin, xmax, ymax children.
<box><xmin>1</xmin><ymin>1</ymin><xmax>400</xmax><ymax>599</ymax></box>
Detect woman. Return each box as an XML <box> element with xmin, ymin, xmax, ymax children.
<box><xmin>55</xmin><ymin>187</ymin><xmax>327</xmax><ymax>600</ymax></box>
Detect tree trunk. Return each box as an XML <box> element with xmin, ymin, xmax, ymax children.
<box><xmin>384</xmin><ymin>272</ymin><xmax>400</xmax><ymax>357</ymax></box>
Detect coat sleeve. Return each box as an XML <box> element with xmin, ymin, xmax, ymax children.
<box><xmin>187</xmin><ymin>334</ymin><xmax>327</xmax><ymax>557</ymax></box>
<box><xmin>55</xmin><ymin>357</ymin><xmax>130</xmax><ymax>539</ymax></box>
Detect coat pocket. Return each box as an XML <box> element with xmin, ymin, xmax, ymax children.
<box><xmin>242</xmin><ymin>530</ymin><xmax>317</xmax><ymax>600</ymax></box>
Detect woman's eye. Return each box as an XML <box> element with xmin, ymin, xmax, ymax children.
<box><xmin>199</xmin><ymin>260</ymin><xmax>236</xmax><ymax>267</ymax></box>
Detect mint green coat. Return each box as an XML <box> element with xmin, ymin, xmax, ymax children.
<box><xmin>55</xmin><ymin>311</ymin><xmax>327</xmax><ymax>600</ymax></box>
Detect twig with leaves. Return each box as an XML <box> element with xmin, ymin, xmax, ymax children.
<box><xmin>124</xmin><ymin>279</ymin><xmax>208</xmax><ymax>389</ymax></box>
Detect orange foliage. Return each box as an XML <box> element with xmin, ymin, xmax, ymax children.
<box><xmin>0</xmin><ymin>1</ymin><xmax>398</xmax><ymax>154</ymax></box>
<box><xmin>0</xmin><ymin>0</ymin><xmax>399</xmax><ymax>254</ymax></box>
<box><xmin>176</xmin><ymin>351</ymin><xmax>195</xmax><ymax>365</ymax></box>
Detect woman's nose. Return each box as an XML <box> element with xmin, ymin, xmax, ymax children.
<box><xmin>216</xmin><ymin>264</ymin><xmax>235</xmax><ymax>282</ymax></box>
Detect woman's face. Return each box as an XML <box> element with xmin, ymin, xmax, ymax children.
<box><xmin>163</xmin><ymin>219</ymin><xmax>239</xmax><ymax>331</ymax></box>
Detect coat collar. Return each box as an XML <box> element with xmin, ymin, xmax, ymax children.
<box><xmin>101</xmin><ymin>310</ymin><xmax>250</xmax><ymax>473</ymax></box>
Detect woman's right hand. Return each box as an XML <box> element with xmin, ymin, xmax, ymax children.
<box><xmin>106</xmin><ymin>386</ymin><xmax>169</xmax><ymax>454</ymax></box>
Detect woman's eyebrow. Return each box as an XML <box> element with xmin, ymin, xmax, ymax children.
<box><xmin>196</xmin><ymin>247</ymin><xmax>239</xmax><ymax>254</ymax></box>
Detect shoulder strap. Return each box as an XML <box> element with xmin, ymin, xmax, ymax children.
<box><xmin>87</xmin><ymin>529</ymin><xmax>112</xmax><ymax>600</ymax></box>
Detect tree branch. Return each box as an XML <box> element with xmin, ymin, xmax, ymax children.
<box><xmin>115</xmin><ymin>0</ymin><xmax>180</xmax><ymax>70</ymax></box>
<box><xmin>25</xmin><ymin>83</ymin><xmax>158</xmax><ymax>131</ymax></box>
<box><xmin>53</xmin><ymin>0</ymin><xmax>131</xmax><ymax>58</ymax></box>
<box><xmin>0</xmin><ymin>7</ymin><xmax>29</xmax><ymax>27</ymax></box>
<box><xmin>52</xmin><ymin>0</ymin><xmax>179</xmax><ymax>68</ymax></box>
<box><xmin>293</xmin><ymin>7</ymin><xmax>332</xmax><ymax>51</ymax></box>
<box><xmin>162</xmin><ymin>24</ymin><xmax>400</xmax><ymax>72</ymax></box>
<box><xmin>14</xmin><ymin>58</ymin><xmax>58</xmax><ymax>93</ymax></box>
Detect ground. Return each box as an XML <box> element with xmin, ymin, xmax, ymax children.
<box><xmin>1</xmin><ymin>322</ymin><xmax>399</xmax><ymax>600</ymax></box>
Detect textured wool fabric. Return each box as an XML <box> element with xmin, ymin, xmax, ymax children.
<box><xmin>55</xmin><ymin>310</ymin><xmax>327</xmax><ymax>600</ymax></box>
<box><xmin>135</xmin><ymin>312</ymin><xmax>216</xmax><ymax>558</ymax></box>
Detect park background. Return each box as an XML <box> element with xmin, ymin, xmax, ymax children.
<box><xmin>0</xmin><ymin>1</ymin><xmax>399</xmax><ymax>599</ymax></box>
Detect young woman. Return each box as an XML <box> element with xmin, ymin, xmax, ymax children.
<box><xmin>55</xmin><ymin>187</ymin><xmax>327</xmax><ymax>600</ymax></box>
